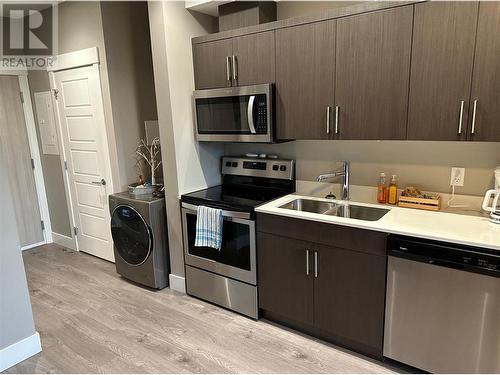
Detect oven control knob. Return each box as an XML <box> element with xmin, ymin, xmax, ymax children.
<box><xmin>280</xmin><ymin>165</ymin><xmax>287</xmax><ymax>171</ymax></box>
<box><xmin>272</xmin><ymin>165</ymin><xmax>279</xmax><ymax>171</ymax></box>
<box><xmin>225</xmin><ymin>161</ymin><xmax>232</xmax><ymax>167</ymax></box>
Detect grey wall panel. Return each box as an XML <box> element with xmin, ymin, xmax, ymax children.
<box><xmin>0</xmin><ymin>143</ymin><xmax>37</xmax><ymax>350</ymax></box>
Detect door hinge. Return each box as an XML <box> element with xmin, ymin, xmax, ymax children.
<box><xmin>64</xmin><ymin>160</ymin><xmax>68</xmax><ymax>170</ymax></box>
<box><xmin>31</xmin><ymin>158</ymin><xmax>35</xmax><ymax>169</ymax></box>
<box><xmin>41</xmin><ymin>220</ymin><xmax>45</xmax><ymax>230</ymax></box>
<box><xmin>73</xmin><ymin>226</ymin><xmax>78</xmax><ymax>236</ymax></box>
<box><xmin>20</xmin><ymin>91</ymin><xmax>24</xmax><ymax>103</ymax></box>
<box><xmin>52</xmin><ymin>88</ymin><xmax>59</xmax><ymax>100</ymax></box>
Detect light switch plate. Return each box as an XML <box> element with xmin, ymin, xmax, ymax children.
<box><xmin>450</xmin><ymin>167</ymin><xmax>465</xmax><ymax>187</ymax></box>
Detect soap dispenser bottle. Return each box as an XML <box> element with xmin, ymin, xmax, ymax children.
<box><xmin>388</xmin><ymin>174</ymin><xmax>398</xmax><ymax>205</ymax></box>
<box><xmin>377</xmin><ymin>173</ymin><xmax>387</xmax><ymax>204</ymax></box>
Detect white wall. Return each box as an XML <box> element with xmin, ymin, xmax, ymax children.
<box><xmin>225</xmin><ymin>141</ymin><xmax>500</xmax><ymax>196</ymax></box>
<box><xmin>277</xmin><ymin>1</ymin><xmax>367</xmax><ymax>20</ymax></box>
<box><xmin>0</xmin><ymin>145</ymin><xmax>41</xmax><ymax>371</ymax></box>
<box><xmin>158</xmin><ymin>2</ymin><xmax>222</xmax><ymax>194</ymax></box>
<box><xmin>28</xmin><ymin>2</ymin><xmax>158</xmax><ymax>237</ymax></box>
<box><xmin>148</xmin><ymin>1</ymin><xmax>223</xmax><ymax>286</ymax></box>
<box><xmin>56</xmin><ymin>1</ymin><xmax>122</xmax><ymax>192</ymax></box>
<box><xmin>28</xmin><ymin>2</ymin><xmax>120</xmax><ymax>236</ymax></box>
<box><xmin>28</xmin><ymin>71</ymin><xmax>72</xmax><ymax>237</ymax></box>
<box><xmin>101</xmin><ymin>1</ymin><xmax>158</xmax><ymax>189</ymax></box>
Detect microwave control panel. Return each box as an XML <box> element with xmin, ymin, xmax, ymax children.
<box><xmin>255</xmin><ymin>99</ymin><xmax>268</xmax><ymax>134</ymax></box>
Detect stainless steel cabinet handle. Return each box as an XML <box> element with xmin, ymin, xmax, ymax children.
<box><xmin>314</xmin><ymin>251</ymin><xmax>318</xmax><ymax>278</ymax></box>
<box><xmin>326</xmin><ymin>106</ymin><xmax>331</xmax><ymax>134</ymax></box>
<box><xmin>335</xmin><ymin>106</ymin><xmax>339</xmax><ymax>134</ymax></box>
<box><xmin>232</xmin><ymin>55</ymin><xmax>238</xmax><ymax>84</ymax></box>
<box><xmin>471</xmin><ymin>99</ymin><xmax>478</xmax><ymax>135</ymax></box>
<box><xmin>92</xmin><ymin>179</ymin><xmax>106</xmax><ymax>186</ymax></box>
<box><xmin>226</xmin><ymin>56</ymin><xmax>232</xmax><ymax>85</ymax></box>
<box><xmin>458</xmin><ymin>100</ymin><xmax>464</xmax><ymax>134</ymax></box>
<box><xmin>306</xmin><ymin>250</ymin><xmax>310</xmax><ymax>276</ymax></box>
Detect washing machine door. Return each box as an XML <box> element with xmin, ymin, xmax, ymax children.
<box><xmin>111</xmin><ymin>205</ymin><xmax>152</xmax><ymax>265</ymax></box>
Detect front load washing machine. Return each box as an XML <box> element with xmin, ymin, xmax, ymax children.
<box><xmin>109</xmin><ymin>192</ymin><xmax>169</xmax><ymax>289</ymax></box>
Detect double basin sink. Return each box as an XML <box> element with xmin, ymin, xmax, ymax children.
<box><xmin>279</xmin><ymin>198</ymin><xmax>389</xmax><ymax>221</ymax></box>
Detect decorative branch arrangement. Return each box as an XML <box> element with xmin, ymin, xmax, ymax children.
<box><xmin>134</xmin><ymin>137</ymin><xmax>162</xmax><ymax>185</ymax></box>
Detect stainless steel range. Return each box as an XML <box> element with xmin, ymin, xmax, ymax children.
<box><xmin>181</xmin><ymin>156</ymin><xmax>295</xmax><ymax>319</ymax></box>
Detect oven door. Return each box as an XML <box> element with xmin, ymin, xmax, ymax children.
<box><xmin>193</xmin><ymin>83</ymin><xmax>273</xmax><ymax>143</ymax></box>
<box><xmin>181</xmin><ymin>203</ymin><xmax>256</xmax><ymax>285</ymax></box>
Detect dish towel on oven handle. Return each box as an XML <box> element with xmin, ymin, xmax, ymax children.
<box><xmin>195</xmin><ymin>206</ymin><xmax>223</xmax><ymax>250</ymax></box>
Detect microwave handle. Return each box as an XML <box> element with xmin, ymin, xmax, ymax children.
<box><xmin>247</xmin><ymin>95</ymin><xmax>257</xmax><ymax>134</ymax></box>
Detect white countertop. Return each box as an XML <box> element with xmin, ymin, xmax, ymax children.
<box><xmin>256</xmin><ymin>194</ymin><xmax>500</xmax><ymax>252</ymax></box>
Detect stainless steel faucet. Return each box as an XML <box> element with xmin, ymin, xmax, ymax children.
<box><xmin>317</xmin><ymin>161</ymin><xmax>350</xmax><ymax>200</ymax></box>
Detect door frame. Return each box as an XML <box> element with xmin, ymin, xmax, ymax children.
<box><xmin>0</xmin><ymin>68</ymin><xmax>53</xmax><ymax>249</ymax></box>
<box><xmin>47</xmin><ymin>47</ymin><xmax>115</xmax><ymax>256</ymax></box>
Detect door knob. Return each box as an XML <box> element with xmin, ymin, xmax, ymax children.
<box><xmin>92</xmin><ymin>179</ymin><xmax>106</xmax><ymax>186</ymax></box>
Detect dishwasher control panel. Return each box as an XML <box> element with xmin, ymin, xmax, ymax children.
<box><xmin>388</xmin><ymin>235</ymin><xmax>500</xmax><ymax>277</ymax></box>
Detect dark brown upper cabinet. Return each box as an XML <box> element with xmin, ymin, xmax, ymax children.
<box><xmin>334</xmin><ymin>6</ymin><xmax>413</xmax><ymax>140</ymax></box>
<box><xmin>275</xmin><ymin>20</ymin><xmax>336</xmax><ymax>140</ymax></box>
<box><xmin>192</xmin><ymin>1</ymin><xmax>500</xmax><ymax>142</ymax></box>
<box><xmin>193</xmin><ymin>39</ymin><xmax>233</xmax><ymax>90</ymax></box>
<box><xmin>407</xmin><ymin>2</ymin><xmax>479</xmax><ymax>141</ymax></box>
<box><xmin>193</xmin><ymin>31</ymin><xmax>275</xmax><ymax>90</ymax></box>
<box><xmin>232</xmin><ymin>31</ymin><xmax>275</xmax><ymax>86</ymax></box>
<box><xmin>469</xmin><ymin>2</ymin><xmax>500</xmax><ymax>142</ymax></box>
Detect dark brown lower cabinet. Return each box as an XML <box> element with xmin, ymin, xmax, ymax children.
<box><xmin>313</xmin><ymin>244</ymin><xmax>387</xmax><ymax>358</ymax></box>
<box><xmin>257</xmin><ymin>214</ymin><xmax>387</xmax><ymax>359</ymax></box>
<box><xmin>258</xmin><ymin>232</ymin><xmax>314</xmax><ymax>326</ymax></box>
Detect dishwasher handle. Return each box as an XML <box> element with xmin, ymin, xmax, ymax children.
<box><xmin>428</xmin><ymin>258</ymin><xmax>468</xmax><ymax>271</ymax></box>
<box><xmin>392</xmin><ymin>249</ymin><xmax>466</xmax><ymax>271</ymax></box>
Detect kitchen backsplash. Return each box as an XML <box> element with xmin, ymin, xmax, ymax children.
<box><xmin>224</xmin><ymin>140</ymin><xmax>500</xmax><ymax>196</ymax></box>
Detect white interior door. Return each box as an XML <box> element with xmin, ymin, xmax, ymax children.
<box><xmin>52</xmin><ymin>65</ymin><xmax>114</xmax><ymax>262</ymax></box>
<box><xmin>0</xmin><ymin>75</ymin><xmax>44</xmax><ymax>248</ymax></box>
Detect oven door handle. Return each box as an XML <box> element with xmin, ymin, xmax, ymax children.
<box><xmin>181</xmin><ymin>202</ymin><xmax>251</xmax><ymax>220</ymax></box>
<box><xmin>247</xmin><ymin>95</ymin><xmax>257</xmax><ymax>134</ymax></box>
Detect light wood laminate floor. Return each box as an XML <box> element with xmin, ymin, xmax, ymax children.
<box><xmin>6</xmin><ymin>244</ymin><xmax>399</xmax><ymax>373</ymax></box>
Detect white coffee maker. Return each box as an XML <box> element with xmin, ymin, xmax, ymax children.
<box><xmin>482</xmin><ymin>167</ymin><xmax>500</xmax><ymax>224</ymax></box>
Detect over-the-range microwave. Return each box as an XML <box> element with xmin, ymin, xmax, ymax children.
<box><xmin>193</xmin><ymin>83</ymin><xmax>274</xmax><ymax>143</ymax></box>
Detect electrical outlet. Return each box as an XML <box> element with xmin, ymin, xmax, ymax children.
<box><xmin>450</xmin><ymin>167</ymin><xmax>465</xmax><ymax>187</ymax></box>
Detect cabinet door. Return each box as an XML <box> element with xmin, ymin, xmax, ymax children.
<box><xmin>469</xmin><ymin>2</ymin><xmax>500</xmax><ymax>142</ymax></box>
<box><xmin>258</xmin><ymin>232</ymin><xmax>314</xmax><ymax>326</ymax></box>
<box><xmin>275</xmin><ymin>20</ymin><xmax>335</xmax><ymax>140</ymax></box>
<box><xmin>232</xmin><ymin>31</ymin><xmax>275</xmax><ymax>86</ymax></box>
<box><xmin>192</xmin><ymin>39</ymin><xmax>233</xmax><ymax>89</ymax></box>
<box><xmin>407</xmin><ymin>2</ymin><xmax>479</xmax><ymax>141</ymax></box>
<box><xmin>335</xmin><ymin>7</ymin><xmax>412</xmax><ymax>140</ymax></box>
<box><xmin>314</xmin><ymin>245</ymin><xmax>387</xmax><ymax>358</ymax></box>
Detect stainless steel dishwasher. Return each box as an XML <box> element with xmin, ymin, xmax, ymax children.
<box><xmin>384</xmin><ymin>235</ymin><xmax>500</xmax><ymax>373</ymax></box>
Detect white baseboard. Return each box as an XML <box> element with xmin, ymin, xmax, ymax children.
<box><xmin>169</xmin><ymin>274</ymin><xmax>186</xmax><ymax>293</ymax></box>
<box><xmin>21</xmin><ymin>241</ymin><xmax>46</xmax><ymax>251</ymax></box>
<box><xmin>0</xmin><ymin>332</ymin><xmax>42</xmax><ymax>372</ymax></box>
<box><xmin>52</xmin><ymin>232</ymin><xmax>76</xmax><ymax>250</ymax></box>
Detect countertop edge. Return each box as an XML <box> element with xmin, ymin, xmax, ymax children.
<box><xmin>255</xmin><ymin>195</ymin><xmax>500</xmax><ymax>252</ymax></box>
